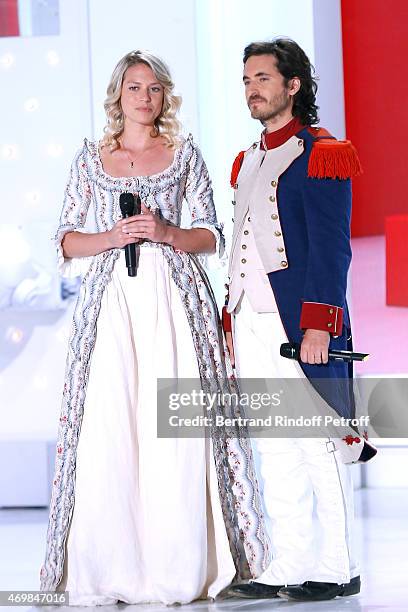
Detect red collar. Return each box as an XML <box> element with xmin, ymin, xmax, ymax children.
<box><xmin>260</xmin><ymin>117</ymin><xmax>305</xmax><ymax>150</ymax></box>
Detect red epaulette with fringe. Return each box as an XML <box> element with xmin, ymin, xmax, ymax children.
<box><xmin>230</xmin><ymin>150</ymin><xmax>245</xmax><ymax>187</ymax></box>
<box><xmin>307</xmin><ymin>126</ymin><xmax>362</xmax><ymax>180</ymax></box>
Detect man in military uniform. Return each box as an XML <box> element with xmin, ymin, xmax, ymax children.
<box><xmin>225</xmin><ymin>38</ymin><xmax>375</xmax><ymax>602</ymax></box>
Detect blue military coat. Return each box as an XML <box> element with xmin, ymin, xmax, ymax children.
<box><xmin>267</xmin><ymin>126</ymin><xmax>359</xmax><ymax>417</ymax></box>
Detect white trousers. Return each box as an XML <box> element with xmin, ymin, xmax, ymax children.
<box><xmin>233</xmin><ymin>294</ymin><xmax>359</xmax><ymax>585</ymax></box>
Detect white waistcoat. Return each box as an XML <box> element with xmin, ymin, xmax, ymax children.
<box><xmin>227</xmin><ymin>136</ymin><xmax>304</xmax><ymax>314</ymax></box>
<box><xmin>227</xmin><ymin>210</ymin><xmax>278</xmax><ymax>313</ymax></box>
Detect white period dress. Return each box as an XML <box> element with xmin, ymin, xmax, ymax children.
<box><xmin>39</xmin><ymin>135</ymin><xmax>269</xmax><ymax>605</ymax></box>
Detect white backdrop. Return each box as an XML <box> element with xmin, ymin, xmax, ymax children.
<box><xmin>0</xmin><ymin>0</ymin><xmax>399</xmax><ymax>503</ymax></box>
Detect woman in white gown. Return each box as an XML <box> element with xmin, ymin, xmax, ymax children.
<box><xmin>39</xmin><ymin>50</ymin><xmax>269</xmax><ymax>606</ymax></box>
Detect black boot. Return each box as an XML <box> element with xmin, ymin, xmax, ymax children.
<box><xmin>278</xmin><ymin>575</ymin><xmax>361</xmax><ymax>601</ymax></box>
<box><xmin>228</xmin><ymin>581</ymin><xmax>284</xmax><ymax>599</ymax></box>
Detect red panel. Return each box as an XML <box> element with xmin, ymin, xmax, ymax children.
<box><xmin>0</xmin><ymin>0</ymin><xmax>20</xmax><ymax>37</ymax></box>
<box><xmin>385</xmin><ymin>215</ymin><xmax>408</xmax><ymax>306</ymax></box>
<box><xmin>342</xmin><ymin>0</ymin><xmax>408</xmax><ymax>236</ymax></box>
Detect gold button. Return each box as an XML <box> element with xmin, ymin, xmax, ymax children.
<box><xmin>280</xmin><ymin>260</ymin><xmax>288</xmax><ymax>268</ymax></box>
<box><xmin>271</xmin><ymin>214</ymin><xmax>278</xmax><ymax>220</ymax></box>
<box><xmin>298</xmin><ymin>139</ymin><xmax>303</xmax><ymax>147</ymax></box>
<box><xmin>277</xmin><ymin>247</ymin><xmax>284</xmax><ymax>253</ymax></box>
<box><xmin>271</xmin><ymin>180</ymin><xmax>277</xmax><ymax>187</ymax></box>
<box><xmin>242</xmin><ymin>244</ymin><xmax>247</xmax><ymax>249</ymax></box>
<box><xmin>327</xmin><ymin>322</ymin><xmax>333</xmax><ymax>328</ymax></box>
<box><xmin>244</xmin><ymin>230</ymin><xmax>249</xmax><ymax>235</ymax></box>
<box><xmin>240</xmin><ymin>272</ymin><xmax>245</xmax><ymax>278</ymax></box>
<box><xmin>241</xmin><ymin>258</ymin><xmax>247</xmax><ymax>264</ymax></box>
<box><xmin>269</xmin><ymin>195</ymin><xmax>276</xmax><ymax>202</ymax></box>
<box><xmin>329</xmin><ymin>308</ymin><xmax>334</xmax><ymax>314</ymax></box>
<box><xmin>274</xmin><ymin>230</ymin><xmax>281</xmax><ymax>237</ymax></box>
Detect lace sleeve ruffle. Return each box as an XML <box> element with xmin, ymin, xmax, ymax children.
<box><xmin>190</xmin><ymin>219</ymin><xmax>226</xmax><ymax>269</ymax></box>
<box><xmin>55</xmin><ymin>227</ymin><xmax>92</xmax><ymax>278</ymax></box>
<box><xmin>184</xmin><ymin>137</ymin><xmax>226</xmax><ymax>269</ymax></box>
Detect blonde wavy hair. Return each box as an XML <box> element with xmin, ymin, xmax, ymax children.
<box><xmin>102</xmin><ymin>50</ymin><xmax>182</xmax><ymax>150</ymax></box>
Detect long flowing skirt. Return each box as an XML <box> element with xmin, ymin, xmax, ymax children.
<box><xmin>58</xmin><ymin>247</ymin><xmax>236</xmax><ymax>605</ymax></box>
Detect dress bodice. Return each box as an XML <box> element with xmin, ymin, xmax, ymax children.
<box><xmin>56</xmin><ymin>133</ymin><xmax>223</xmax><ymax>277</ymax></box>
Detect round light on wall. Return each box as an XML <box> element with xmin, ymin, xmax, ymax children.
<box><xmin>46</xmin><ymin>143</ymin><xmax>63</xmax><ymax>157</ymax></box>
<box><xmin>33</xmin><ymin>375</ymin><xmax>48</xmax><ymax>390</ymax></box>
<box><xmin>55</xmin><ymin>327</ymin><xmax>68</xmax><ymax>343</ymax></box>
<box><xmin>0</xmin><ymin>226</ymin><xmax>31</xmax><ymax>265</ymax></box>
<box><xmin>46</xmin><ymin>50</ymin><xmax>60</xmax><ymax>66</ymax></box>
<box><xmin>1</xmin><ymin>144</ymin><xmax>19</xmax><ymax>160</ymax></box>
<box><xmin>0</xmin><ymin>53</ymin><xmax>15</xmax><ymax>69</ymax></box>
<box><xmin>24</xmin><ymin>98</ymin><xmax>40</xmax><ymax>112</ymax></box>
<box><xmin>25</xmin><ymin>191</ymin><xmax>41</xmax><ymax>206</ymax></box>
<box><xmin>6</xmin><ymin>327</ymin><xmax>24</xmax><ymax>344</ymax></box>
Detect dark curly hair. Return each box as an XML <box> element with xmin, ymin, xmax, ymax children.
<box><xmin>243</xmin><ymin>38</ymin><xmax>319</xmax><ymax>126</ymax></box>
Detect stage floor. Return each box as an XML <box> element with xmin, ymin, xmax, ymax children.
<box><xmin>0</xmin><ymin>487</ymin><xmax>407</xmax><ymax>611</ymax></box>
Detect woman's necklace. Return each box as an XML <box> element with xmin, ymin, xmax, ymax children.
<box><xmin>120</xmin><ymin>139</ymin><xmax>159</xmax><ymax>169</ymax></box>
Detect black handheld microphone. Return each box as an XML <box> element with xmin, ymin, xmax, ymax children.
<box><xmin>280</xmin><ymin>342</ymin><xmax>369</xmax><ymax>363</ymax></box>
<box><xmin>119</xmin><ymin>192</ymin><xmax>141</xmax><ymax>277</ymax></box>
